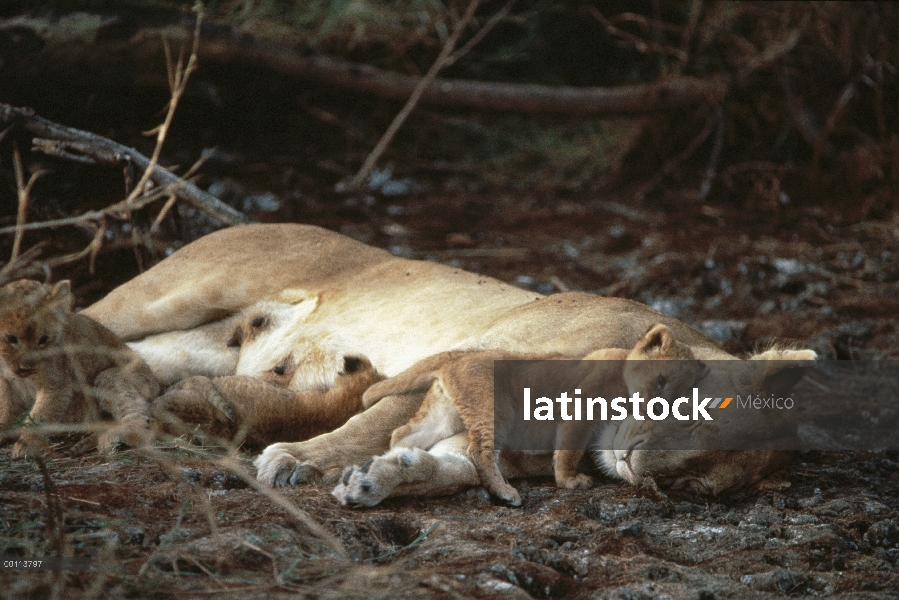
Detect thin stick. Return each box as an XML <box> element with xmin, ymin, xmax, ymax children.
<box><xmin>446</xmin><ymin>0</ymin><xmax>517</xmax><ymax>68</ymax></box>
<box><xmin>10</xmin><ymin>144</ymin><xmax>47</xmax><ymax>262</ymax></box>
<box><xmin>348</xmin><ymin>0</ymin><xmax>483</xmax><ymax>190</ymax></box>
<box><xmin>698</xmin><ymin>103</ymin><xmax>726</xmax><ymax>202</ymax></box>
<box><xmin>125</xmin><ymin>10</ymin><xmax>203</xmax><ymax>205</ymax></box>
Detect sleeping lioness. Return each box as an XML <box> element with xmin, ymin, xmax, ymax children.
<box><xmin>81</xmin><ymin>224</ymin><xmax>817</xmax><ymax>494</ymax></box>
<box><xmin>343</xmin><ymin>324</ymin><xmax>709</xmax><ymax>506</ymax></box>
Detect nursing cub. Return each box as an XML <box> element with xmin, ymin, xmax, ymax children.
<box><xmin>0</xmin><ymin>280</ymin><xmax>159</xmax><ymax>456</ymax></box>
<box><xmin>152</xmin><ymin>355</ymin><xmax>382</xmax><ymax>447</ymax></box>
<box><xmin>360</xmin><ymin>324</ymin><xmax>708</xmax><ymax>506</ymax></box>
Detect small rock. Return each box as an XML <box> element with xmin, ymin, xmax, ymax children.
<box><xmin>864</xmin><ymin>520</ymin><xmax>899</xmax><ymax>548</ymax></box>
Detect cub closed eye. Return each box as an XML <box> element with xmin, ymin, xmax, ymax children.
<box><xmin>38</xmin><ymin>336</ymin><xmax>49</xmax><ymax>346</ymax></box>
<box><xmin>5</xmin><ymin>335</ymin><xmax>17</xmax><ymax>344</ymax></box>
<box><xmin>656</xmin><ymin>374</ymin><xmax>667</xmax><ymax>388</ymax></box>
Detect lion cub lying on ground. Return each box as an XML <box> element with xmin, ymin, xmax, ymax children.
<box><xmin>360</xmin><ymin>324</ymin><xmax>708</xmax><ymax>506</ymax></box>
<box><xmin>0</xmin><ymin>280</ymin><xmax>159</xmax><ymax>456</ymax></box>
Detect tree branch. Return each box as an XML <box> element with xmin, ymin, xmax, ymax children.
<box><xmin>0</xmin><ymin>103</ymin><xmax>253</xmax><ymax>227</ymax></box>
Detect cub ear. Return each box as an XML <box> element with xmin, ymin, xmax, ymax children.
<box><xmin>750</xmin><ymin>348</ymin><xmax>817</xmax><ymax>397</ymax></box>
<box><xmin>632</xmin><ymin>324</ymin><xmax>674</xmax><ymax>358</ymax></box>
<box><xmin>47</xmin><ymin>280</ymin><xmax>73</xmax><ymax>315</ymax></box>
<box><xmin>696</xmin><ymin>360</ymin><xmax>711</xmax><ymax>381</ymax></box>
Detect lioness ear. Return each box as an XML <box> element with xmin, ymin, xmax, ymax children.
<box><xmin>632</xmin><ymin>324</ymin><xmax>673</xmax><ymax>357</ymax></box>
<box><xmin>751</xmin><ymin>348</ymin><xmax>817</xmax><ymax>397</ymax></box>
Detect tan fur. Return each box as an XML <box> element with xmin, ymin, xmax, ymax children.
<box><xmin>0</xmin><ymin>280</ymin><xmax>159</xmax><ymax>457</ymax></box>
<box><xmin>152</xmin><ymin>356</ymin><xmax>382</xmax><ymax>447</ymax></box>
<box><xmin>340</xmin><ymin>325</ymin><xmax>707</xmax><ymax>506</ymax></box>
<box><xmin>79</xmin><ymin>224</ymin><xmax>816</xmax><ymax>494</ymax></box>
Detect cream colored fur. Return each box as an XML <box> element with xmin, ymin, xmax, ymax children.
<box><xmin>80</xmin><ymin>224</ymin><xmax>816</xmax><ymax>494</ymax></box>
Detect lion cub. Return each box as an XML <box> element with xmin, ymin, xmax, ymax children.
<box><xmin>0</xmin><ymin>280</ymin><xmax>159</xmax><ymax>457</ymax></box>
<box><xmin>362</xmin><ymin>324</ymin><xmax>708</xmax><ymax>506</ymax></box>
<box><xmin>152</xmin><ymin>355</ymin><xmax>383</xmax><ymax>447</ymax></box>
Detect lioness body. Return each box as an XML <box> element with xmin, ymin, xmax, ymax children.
<box><xmin>83</xmin><ymin>224</ymin><xmax>540</xmax><ymax>387</ymax></box>
<box><xmin>0</xmin><ymin>280</ymin><xmax>159</xmax><ymax>456</ymax></box>
<box><xmin>82</xmin><ymin>224</ymin><xmax>815</xmax><ymax>494</ymax></box>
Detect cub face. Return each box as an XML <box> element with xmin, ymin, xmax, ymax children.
<box><xmin>0</xmin><ymin>280</ymin><xmax>73</xmax><ymax>378</ymax></box>
<box><xmin>622</xmin><ymin>324</ymin><xmax>709</xmax><ymax>402</ymax></box>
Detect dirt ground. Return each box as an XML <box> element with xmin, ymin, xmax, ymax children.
<box><xmin>2</xmin><ymin>193</ymin><xmax>898</xmax><ymax>599</ymax></box>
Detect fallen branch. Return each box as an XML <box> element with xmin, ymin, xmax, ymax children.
<box><xmin>1</xmin><ymin>14</ymin><xmax>729</xmax><ymax>116</ymax></box>
<box><xmin>0</xmin><ymin>103</ymin><xmax>253</xmax><ymax>227</ymax></box>
<box><xmin>209</xmin><ymin>36</ymin><xmax>729</xmax><ymax>115</ymax></box>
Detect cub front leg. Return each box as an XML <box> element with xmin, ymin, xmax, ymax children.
<box><xmin>12</xmin><ymin>387</ymin><xmax>72</xmax><ymax>457</ymax></box>
<box><xmin>553</xmin><ymin>450</ymin><xmax>593</xmax><ymax>489</ymax></box>
<box><xmin>0</xmin><ymin>376</ymin><xmax>29</xmax><ymax>427</ymax></box>
<box><xmin>255</xmin><ymin>391</ymin><xmax>424</xmax><ymax>487</ymax></box>
<box><xmin>151</xmin><ymin>376</ymin><xmax>237</xmax><ymax>441</ymax></box>
<box><xmin>552</xmin><ymin>422</ymin><xmax>595</xmax><ymax>489</ymax></box>
<box><xmin>93</xmin><ymin>368</ymin><xmax>158</xmax><ymax>451</ymax></box>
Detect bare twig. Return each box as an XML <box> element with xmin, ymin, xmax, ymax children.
<box><xmin>698</xmin><ymin>103</ymin><xmax>726</xmax><ymax>202</ymax></box>
<box><xmin>34</xmin><ymin>456</ymin><xmax>65</xmax><ymax>556</ymax></box>
<box><xmin>10</xmin><ymin>143</ymin><xmax>48</xmax><ymax>262</ymax></box>
<box><xmin>348</xmin><ymin>0</ymin><xmax>483</xmax><ymax>190</ymax></box>
<box><xmin>584</xmin><ymin>5</ymin><xmax>688</xmax><ymax>63</ymax></box>
<box><xmin>126</xmin><ymin>12</ymin><xmax>203</xmax><ymax>206</ymax></box>
<box><xmin>446</xmin><ymin>0</ymin><xmax>517</xmax><ymax>68</ymax></box>
<box><xmin>634</xmin><ymin>108</ymin><xmax>719</xmax><ymax>201</ymax></box>
<box><xmin>677</xmin><ymin>0</ymin><xmax>703</xmax><ymax>73</ymax></box>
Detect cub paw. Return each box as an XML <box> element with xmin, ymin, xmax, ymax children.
<box><xmin>488</xmin><ymin>481</ymin><xmax>522</xmax><ymax>507</ymax></box>
<box><xmin>12</xmin><ymin>431</ymin><xmax>52</xmax><ymax>458</ymax></box>
<box><xmin>557</xmin><ymin>473</ymin><xmax>594</xmax><ymax>490</ymax></box>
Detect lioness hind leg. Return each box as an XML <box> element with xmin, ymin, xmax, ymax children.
<box><xmin>389</xmin><ymin>381</ymin><xmax>464</xmax><ymax>449</ymax></box>
<box><xmin>332</xmin><ymin>433</ymin><xmax>480</xmax><ymax>508</ymax></box>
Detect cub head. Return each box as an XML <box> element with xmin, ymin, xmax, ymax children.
<box><xmin>0</xmin><ymin>280</ymin><xmax>73</xmax><ymax>377</ymax></box>
<box><xmin>598</xmin><ymin>323</ymin><xmax>817</xmax><ymax>495</ymax></box>
<box><xmin>621</xmin><ymin>324</ymin><xmax>710</xmax><ymax>403</ymax></box>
